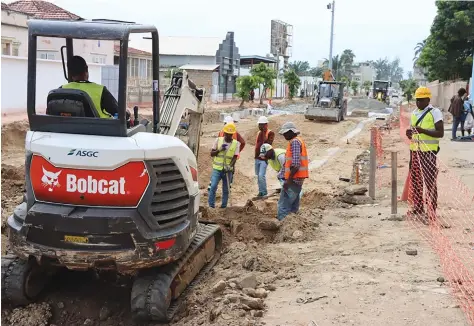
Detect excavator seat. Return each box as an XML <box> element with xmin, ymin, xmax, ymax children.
<box><xmin>46</xmin><ymin>88</ymin><xmax>100</xmax><ymax>118</ymax></box>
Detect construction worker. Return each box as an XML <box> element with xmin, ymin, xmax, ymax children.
<box><xmin>406</xmin><ymin>86</ymin><xmax>444</xmax><ymax>223</ymax></box>
<box><xmin>207</xmin><ymin>116</ymin><xmax>245</xmax><ymax>192</ymax></box>
<box><xmin>208</xmin><ymin>123</ymin><xmax>240</xmax><ymax>208</ymax></box>
<box><xmin>255</xmin><ymin>116</ymin><xmax>275</xmax><ymax>197</ymax></box>
<box><xmin>260</xmin><ymin>143</ymin><xmax>304</xmax><ymax>199</ymax></box>
<box><xmin>61</xmin><ymin>55</ymin><xmax>118</xmax><ymax>118</ymax></box>
<box><xmin>277</xmin><ymin>122</ymin><xmax>309</xmax><ymax>220</ymax></box>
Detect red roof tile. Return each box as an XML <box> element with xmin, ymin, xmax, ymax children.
<box><xmin>7</xmin><ymin>0</ymin><xmax>81</xmax><ymax>20</ymax></box>
<box><xmin>114</xmin><ymin>44</ymin><xmax>151</xmax><ymax>57</ymax></box>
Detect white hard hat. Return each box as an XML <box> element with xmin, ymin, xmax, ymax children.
<box><xmin>259</xmin><ymin>143</ymin><xmax>273</xmax><ymax>157</ymax></box>
<box><xmin>258</xmin><ymin>116</ymin><xmax>269</xmax><ymax>124</ymax></box>
<box><xmin>223</xmin><ymin>116</ymin><xmax>234</xmax><ymax>124</ymax></box>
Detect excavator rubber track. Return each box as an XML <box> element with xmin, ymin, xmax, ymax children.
<box><xmin>131</xmin><ymin>222</ymin><xmax>223</xmax><ymax>323</ymax></box>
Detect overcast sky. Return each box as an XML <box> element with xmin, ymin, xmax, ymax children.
<box><xmin>21</xmin><ymin>0</ymin><xmax>437</xmax><ymax>75</ymax></box>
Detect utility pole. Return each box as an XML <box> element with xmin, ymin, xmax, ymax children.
<box><xmin>470</xmin><ymin>50</ymin><xmax>474</xmax><ymax>103</ymax></box>
<box><xmin>275</xmin><ymin>49</ymin><xmax>280</xmax><ymax>98</ymax></box>
<box><xmin>328</xmin><ymin>0</ymin><xmax>335</xmax><ymax>72</ymax></box>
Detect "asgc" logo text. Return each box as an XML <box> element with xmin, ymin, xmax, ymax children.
<box><xmin>68</xmin><ymin>149</ymin><xmax>99</xmax><ymax>158</ymax></box>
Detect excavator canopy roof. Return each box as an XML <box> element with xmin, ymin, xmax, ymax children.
<box><xmin>27</xmin><ymin>19</ymin><xmax>158</xmax><ymax>40</ymax></box>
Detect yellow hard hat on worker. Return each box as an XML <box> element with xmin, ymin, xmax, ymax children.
<box><xmin>222</xmin><ymin>123</ymin><xmax>236</xmax><ymax>134</ymax></box>
<box><xmin>414</xmin><ymin>86</ymin><xmax>431</xmax><ymax>99</ymax></box>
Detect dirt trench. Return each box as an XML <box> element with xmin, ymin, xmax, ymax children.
<box><xmin>0</xmin><ymin>111</ymin><xmax>349</xmax><ymax>326</ymax></box>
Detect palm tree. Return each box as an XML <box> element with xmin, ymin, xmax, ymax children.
<box><xmin>413</xmin><ymin>39</ymin><xmax>426</xmax><ymax>67</ymax></box>
<box><xmin>340</xmin><ymin>49</ymin><xmax>356</xmax><ymax>75</ymax></box>
<box><xmin>323</xmin><ymin>55</ymin><xmax>343</xmax><ymax>79</ymax></box>
<box><xmin>288</xmin><ymin>61</ymin><xmax>310</xmax><ymax>76</ymax></box>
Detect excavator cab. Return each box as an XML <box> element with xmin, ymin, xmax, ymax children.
<box><xmin>3</xmin><ymin>19</ymin><xmax>222</xmax><ymax>323</ymax></box>
<box><xmin>27</xmin><ymin>19</ymin><xmax>160</xmax><ymax>137</ymax></box>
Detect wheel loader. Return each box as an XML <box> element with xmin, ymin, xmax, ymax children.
<box><xmin>304</xmin><ymin>81</ymin><xmax>347</xmax><ymax>122</ymax></box>
<box><xmin>1</xmin><ymin>19</ymin><xmax>222</xmax><ymax>323</ymax></box>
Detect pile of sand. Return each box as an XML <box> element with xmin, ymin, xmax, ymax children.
<box><xmin>1</xmin><ymin>165</ymin><xmax>25</xmax><ymax>228</ymax></box>
<box><xmin>1</xmin><ymin>120</ymin><xmax>29</xmax><ymax>151</ymax></box>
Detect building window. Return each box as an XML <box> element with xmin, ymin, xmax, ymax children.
<box><xmin>92</xmin><ymin>54</ymin><xmax>106</xmax><ymax>64</ymax></box>
<box><xmin>129</xmin><ymin>58</ymin><xmax>139</xmax><ymax>77</ymax></box>
<box><xmin>147</xmin><ymin>59</ymin><xmax>152</xmax><ymax>80</ymax></box>
<box><xmin>2</xmin><ymin>41</ymin><xmax>11</xmax><ymax>55</ymax></box>
<box><xmin>37</xmin><ymin>51</ymin><xmax>56</xmax><ymax>60</ymax></box>
<box><xmin>139</xmin><ymin>58</ymin><xmax>147</xmax><ymax>79</ymax></box>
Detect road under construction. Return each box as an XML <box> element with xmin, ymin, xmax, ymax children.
<box><xmin>1</xmin><ymin>17</ymin><xmax>473</xmax><ymax>326</ymax></box>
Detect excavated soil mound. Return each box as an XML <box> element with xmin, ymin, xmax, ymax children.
<box><xmin>203</xmin><ymin>111</ymin><xmax>221</xmax><ymax>125</ymax></box>
<box><xmin>273</xmin><ymin>209</ymin><xmax>322</xmax><ymax>243</ymax></box>
<box><xmin>300</xmin><ymin>188</ymin><xmax>342</xmax><ymax>209</ymax></box>
<box><xmin>1</xmin><ymin>165</ymin><xmax>25</xmax><ymax>228</ymax></box>
<box><xmin>1</xmin><ymin>120</ymin><xmax>29</xmax><ymax>151</ymax></box>
<box><xmin>201</xmin><ymin>200</ymin><xmax>277</xmax><ymax>246</ymax></box>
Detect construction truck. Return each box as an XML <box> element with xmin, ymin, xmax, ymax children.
<box><xmin>373</xmin><ymin>80</ymin><xmax>391</xmax><ymax>105</ymax></box>
<box><xmin>304</xmin><ymin>80</ymin><xmax>347</xmax><ymax>122</ymax></box>
<box><xmin>1</xmin><ymin>19</ymin><xmax>222</xmax><ymax>323</ymax></box>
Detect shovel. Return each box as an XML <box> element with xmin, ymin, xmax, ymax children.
<box><xmin>225</xmin><ymin>170</ymin><xmax>233</xmax><ymax>207</ymax></box>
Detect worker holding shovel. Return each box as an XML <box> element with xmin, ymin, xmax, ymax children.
<box><xmin>208</xmin><ymin>123</ymin><xmax>240</xmax><ymax>208</ymax></box>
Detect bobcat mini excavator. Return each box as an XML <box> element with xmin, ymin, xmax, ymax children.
<box><xmin>1</xmin><ymin>19</ymin><xmax>222</xmax><ymax>323</ymax></box>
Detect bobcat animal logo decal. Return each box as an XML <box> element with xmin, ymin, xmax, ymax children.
<box><xmin>41</xmin><ymin>166</ymin><xmax>62</xmax><ymax>192</ymax></box>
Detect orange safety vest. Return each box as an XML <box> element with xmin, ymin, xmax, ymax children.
<box><xmin>256</xmin><ymin>129</ymin><xmax>270</xmax><ymax>144</ymax></box>
<box><xmin>284</xmin><ymin>136</ymin><xmax>309</xmax><ymax>180</ymax></box>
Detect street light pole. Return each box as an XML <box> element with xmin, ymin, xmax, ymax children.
<box><xmin>328</xmin><ymin>0</ymin><xmax>335</xmax><ymax>72</ymax></box>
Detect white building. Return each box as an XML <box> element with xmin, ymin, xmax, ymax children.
<box><xmin>1</xmin><ymin>1</ymin><xmax>114</xmax><ymax>64</ymax></box>
<box><xmin>1</xmin><ymin>1</ymin><xmax>114</xmax><ymax>114</ymax></box>
<box><xmin>351</xmin><ymin>61</ymin><xmax>376</xmax><ymax>85</ymax></box>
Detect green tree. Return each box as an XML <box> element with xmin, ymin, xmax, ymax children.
<box><xmin>371</xmin><ymin>57</ymin><xmax>404</xmax><ymax>83</ymax></box>
<box><xmin>362</xmin><ymin>80</ymin><xmax>372</xmax><ymax>93</ymax></box>
<box><xmin>412</xmin><ymin>40</ymin><xmax>426</xmax><ymax>67</ymax></box>
<box><xmin>283</xmin><ymin>70</ymin><xmax>301</xmax><ymax>99</ymax></box>
<box><xmin>323</xmin><ymin>49</ymin><xmax>356</xmax><ymax>80</ymax></box>
<box><xmin>309</xmin><ymin>66</ymin><xmax>323</xmax><ymax>78</ymax></box>
<box><xmin>236</xmin><ymin>76</ymin><xmax>262</xmax><ymax>108</ymax></box>
<box><xmin>350</xmin><ymin>81</ymin><xmax>359</xmax><ymax>95</ymax></box>
<box><xmin>340</xmin><ymin>76</ymin><xmax>350</xmax><ymax>92</ymax></box>
<box><xmin>417</xmin><ymin>1</ymin><xmax>474</xmax><ymax>81</ymax></box>
<box><xmin>164</xmin><ymin>68</ymin><xmax>182</xmax><ymax>78</ymax></box>
<box><xmin>399</xmin><ymin>79</ymin><xmax>419</xmax><ymax>103</ymax></box>
<box><xmin>288</xmin><ymin>61</ymin><xmax>311</xmax><ymax>76</ymax></box>
<box><xmin>250</xmin><ymin>62</ymin><xmax>277</xmax><ymax>104</ymax></box>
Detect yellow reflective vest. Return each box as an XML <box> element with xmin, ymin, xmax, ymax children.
<box><xmin>62</xmin><ymin>82</ymin><xmax>111</xmax><ymax>118</ymax></box>
<box><xmin>410</xmin><ymin>109</ymin><xmax>440</xmax><ymax>152</ymax></box>
<box><xmin>212</xmin><ymin>137</ymin><xmax>238</xmax><ymax>171</ymax></box>
<box><xmin>268</xmin><ymin>148</ymin><xmax>286</xmax><ymax>172</ymax></box>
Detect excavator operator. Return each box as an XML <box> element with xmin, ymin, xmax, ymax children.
<box><xmin>61</xmin><ymin>55</ymin><xmax>119</xmax><ymax>118</ymax></box>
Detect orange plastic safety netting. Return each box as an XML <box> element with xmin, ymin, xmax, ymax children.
<box><xmin>371</xmin><ymin>104</ymin><xmax>474</xmax><ymax>324</ymax></box>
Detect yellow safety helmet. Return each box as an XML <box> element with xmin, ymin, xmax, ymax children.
<box><xmin>222</xmin><ymin>123</ymin><xmax>236</xmax><ymax>134</ymax></box>
<box><xmin>414</xmin><ymin>86</ymin><xmax>432</xmax><ymax>99</ymax></box>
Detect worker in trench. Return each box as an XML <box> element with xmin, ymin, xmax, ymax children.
<box><xmin>208</xmin><ymin>123</ymin><xmax>240</xmax><ymax>209</ymax></box>
<box><xmin>207</xmin><ymin>116</ymin><xmax>245</xmax><ymax>193</ymax></box>
<box><xmin>277</xmin><ymin>122</ymin><xmax>309</xmax><ymax>220</ymax></box>
<box><xmin>259</xmin><ymin>143</ymin><xmax>304</xmax><ymax>199</ymax></box>
<box><xmin>406</xmin><ymin>86</ymin><xmax>444</xmax><ymax>224</ymax></box>
<box><xmin>255</xmin><ymin>116</ymin><xmax>275</xmax><ymax>197</ymax></box>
